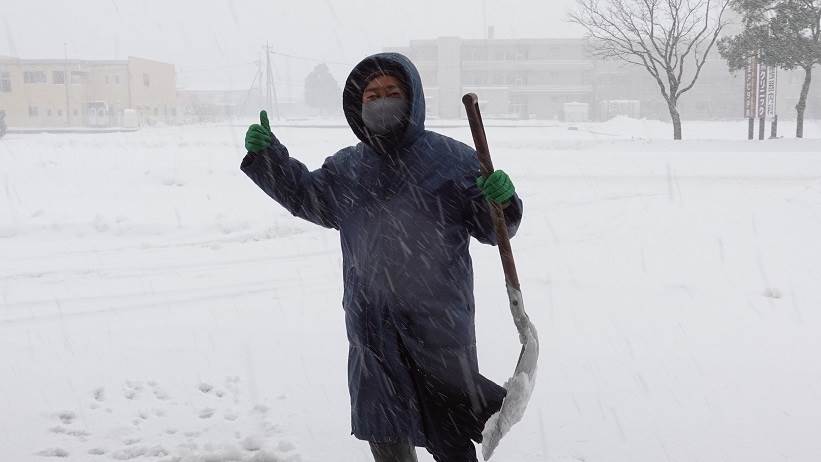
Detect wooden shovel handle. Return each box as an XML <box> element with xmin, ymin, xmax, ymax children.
<box><xmin>462</xmin><ymin>93</ymin><xmax>520</xmax><ymax>290</ymax></box>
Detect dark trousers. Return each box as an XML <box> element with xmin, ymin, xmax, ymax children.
<box><xmin>369</xmin><ymin>442</ymin><xmax>417</xmax><ymax>462</ymax></box>
<box><xmin>369</xmin><ymin>441</ymin><xmax>477</xmax><ymax>462</ymax></box>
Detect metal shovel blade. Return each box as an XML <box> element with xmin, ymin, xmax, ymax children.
<box><xmin>481</xmin><ymin>285</ymin><xmax>540</xmax><ymax>460</ymax></box>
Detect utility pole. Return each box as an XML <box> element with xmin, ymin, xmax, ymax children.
<box><xmin>264</xmin><ymin>42</ymin><xmax>280</xmax><ymax>120</ymax></box>
<box><xmin>482</xmin><ymin>0</ymin><xmax>488</xmax><ymax>38</ymax></box>
<box><xmin>64</xmin><ymin>43</ymin><xmax>71</xmax><ymax>126</ymax></box>
<box><xmin>239</xmin><ymin>59</ymin><xmax>263</xmax><ymax>115</ymax></box>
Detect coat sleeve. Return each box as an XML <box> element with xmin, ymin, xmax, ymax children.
<box><xmin>459</xmin><ymin>157</ymin><xmax>523</xmax><ymax>246</ymax></box>
<box><xmin>240</xmin><ymin>136</ymin><xmax>343</xmax><ymax>230</ymax></box>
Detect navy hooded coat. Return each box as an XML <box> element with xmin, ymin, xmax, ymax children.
<box><xmin>240</xmin><ymin>53</ymin><xmax>524</xmax><ymax>451</ymax></box>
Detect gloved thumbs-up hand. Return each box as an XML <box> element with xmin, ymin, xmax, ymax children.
<box><xmin>245</xmin><ymin>110</ymin><xmax>274</xmax><ymax>153</ymax></box>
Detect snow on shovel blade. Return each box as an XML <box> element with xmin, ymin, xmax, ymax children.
<box><xmin>481</xmin><ymin>285</ymin><xmax>539</xmax><ymax>461</ymax></box>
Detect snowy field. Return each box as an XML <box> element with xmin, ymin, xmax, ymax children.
<box><xmin>2</xmin><ymin>118</ymin><xmax>821</xmax><ymax>462</ymax></box>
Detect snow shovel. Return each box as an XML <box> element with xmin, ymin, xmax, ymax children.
<box><xmin>462</xmin><ymin>93</ymin><xmax>540</xmax><ymax>460</ymax></box>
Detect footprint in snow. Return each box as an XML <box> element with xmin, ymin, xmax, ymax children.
<box><xmin>241</xmin><ymin>435</ymin><xmax>263</xmax><ymax>451</ymax></box>
<box><xmin>49</xmin><ymin>426</ymin><xmax>90</xmax><ymax>439</ymax></box>
<box><xmin>122</xmin><ymin>381</ymin><xmax>143</xmax><ymax>400</ymax></box>
<box><xmin>224</xmin><ymin>376</ymin><xmax>241</xmax><ymax>402</ymax></box>
<box><xmin>262</xmin><ymin>421</ymin><xmax>282</xmax><ymax>436</ymax></box>
<box><xmin>199</xmin><ymin>408</ymin><xmax>216</xmax><ymax>419</ymax></box>
<box><xmin>35</xmin><ymin>447</ymin><xmax>69</xmax><ymax>458</ymax></box>
<box><xmin>110</xmin><ymin>445</ymin><xmax>168</xmax><ymax>460</ymax></box>
<box><xmin>56</xmin><ymin>411</ymin><xmax>76</xmax><ymax>425</ymax></box>
<box><xmin>198</xmin><ymin>382</ymin><xmax>214</xmax><ymax>394</ymax></box>
<box><xmin>152</xmin><ymin>387</ymin><xmax>170</xmax><ymax>401</ymax></box>
<box><xmin>251</xmin><ymin>404</ymin><xmax>269</xmax><ymax>415</ymax></box>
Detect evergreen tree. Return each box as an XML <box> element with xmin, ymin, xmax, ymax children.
<box><xmin>719</xmin><ymin>0</ymin><xmax>821</xmax><ymax>137</ymax></box>
<box><xmin>304</xmin><ymin>64</ymin><xmax>341</xmax><ymax>116</ymax></box>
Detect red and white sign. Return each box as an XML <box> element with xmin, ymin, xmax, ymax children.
<box><xmin>744</xmin><ymin>57</ymin><xmax>756</xmax><ymax>118</ymax></box>
<box><xmin>745</xmin><ymin>57</ymin><xmax>778</xmax><ymax>119</ymax></box>
<box><xmin>757</xmin><ymin>61</ymin><xmax>768</xmax><ymax>118</ymax></box>
<box><xmin>766</xmin><ymin>66</ymin><xmax>777</xmax><ymax>118</ymax></box>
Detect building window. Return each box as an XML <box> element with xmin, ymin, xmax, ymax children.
<box><xmin>0</xmin><ymin>72</ymin><xmax>10</xmax><ymax>92</ymax></box>
<box><xmin>73</xmin><ymin>109</ymin><xmax>78</xmax><ymax>116</ymax></box>
<box><xmin>462</xmin><ymin>47</ymin><xmax>477</xmax><ymax>61</ymax></box>
<box><xmin>70</xmin><ymin>71</ymin><xmax>88</xmax><ymax>84</ymax></box>
<box><xmin>153</xmin><ymin>107</ymin><xmax>159</xmax><ymax>116</ymax></box>
<box><xmin>53</xmin><ymin>71</ymin><xmax>65</xmax><ymax>84</ymax></box>
<box><xmin>48</xmin><ymin>108</ymin><xmax>53</xmax><ymax>116</ymax></box>
<box><xmin>28</xmin><ymin>106</ymin><xmax>39</xmax><ymax>117</ymax></box>
<box><xmin>105</xmin><ymin>75</ymin><xmax>110</xmax><ymax>84</ymax></box>
<box><xmin>114</xmin><ymin>75</ymin><xmax>120</xmax><ymax>84</ymax></box>
<box><xmin>23</xmin><ymin>71</ymin><xmax>47</xmax><ymax>83</ymax></box>
<box><xmin>143</xmin><ymin>73</ymin><xmax>150</xmax><ymax>87</ymax></box>
<box><xmin>57</xmin><ymin>109</ymin><xmax>63</xmax><ymax>116</ymax></box>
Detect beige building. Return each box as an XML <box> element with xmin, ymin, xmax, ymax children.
<box><xmin>0</xmin><ymin>56</ymin><xmax>176</xmax><ymax>128</ymax></box>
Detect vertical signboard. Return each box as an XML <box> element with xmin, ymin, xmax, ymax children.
<box><xmin>757</xmin><ymin>61</ymin><xmax>768</xmax><ymax>118</ymax></box>
<box><xmin>744</xmin><ymin>56</ymin><xmax>756</xmax><ymax>118</ymax></box>
<box><xmin>766</xmin><ymin>66</ymin><xmax>777</xmax><ymax>118</ymax></box>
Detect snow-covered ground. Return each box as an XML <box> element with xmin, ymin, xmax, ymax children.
<box><xmin>1</xmin><ymin>118</ymin><xmax>821</xmax><ymax>462</ymax></box>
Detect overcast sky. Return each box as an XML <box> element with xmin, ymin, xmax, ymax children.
<box><xmin>1</xmin><ymin>0</ymin><xmax>583</xmax><ymax>97</ymax></box>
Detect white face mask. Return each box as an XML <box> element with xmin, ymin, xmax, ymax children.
<box><xmin>361</xmin><ymin>97</ymin><xmax>409</xmax><ymax>135</ymax></box>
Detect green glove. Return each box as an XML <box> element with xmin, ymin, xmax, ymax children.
<box><xmin>245</xmin><ymin>110</ymin><xmax>274</xmax><ymax>153</ymax></box>
<box><xmin>476</xmin><ymin>169</ymin><xmax>515</xmax><ymax>204</ymax></box>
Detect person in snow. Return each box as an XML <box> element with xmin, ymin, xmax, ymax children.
<box><xmin>240</xmin><ymin>52</ymin><xmax>523</xmax><ymax>462</ymax></box>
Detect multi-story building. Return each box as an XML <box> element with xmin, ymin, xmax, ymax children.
<box><xmin>387</xmin><ymin>37</ymin><xmax>821</xmax><ymax>121</ymax></box>
<box><xmin>0</xmin><ymin>56</ymin><xmax>176</xmax><ymax>128</ymax></box>
<box><xmin>388</xmin><ymin>37</ymin><xmax>594</xmax><ymax>119</ymax></box>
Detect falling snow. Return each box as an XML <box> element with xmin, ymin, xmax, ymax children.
<box><xmin>1</xmin><ymin>118</ymin><xmax>821</xmax><ymax>461</ymax></box>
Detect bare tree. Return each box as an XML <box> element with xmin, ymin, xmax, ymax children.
<box><xmin>571</xmin><ymin>0</ymin><xmax>731</xmax><ymax>139</ymax></box>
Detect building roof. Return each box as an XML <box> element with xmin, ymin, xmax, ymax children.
<box><xmin>0</xmin><ymin>56</ymin><xmax>172</xmax><ymax>67</ymax></box>
<box><xmin>408</xmin><ymin>37</ymin><xmax>587</xmax><ymax>46</ymax></box>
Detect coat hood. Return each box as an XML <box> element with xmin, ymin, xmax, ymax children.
<box><xmin>343</xmin><ymin>53</ymin><xmax>426</xmax><ymax>154</ymax></box>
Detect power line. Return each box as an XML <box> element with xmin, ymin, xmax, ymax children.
<box><xmin>265</xmin><ymin>42</ymin><xmax>280</xmax><ymax>120</ymax></box>
<box><xmin>267</xmin><ymin>50</ymin><xmax>353</xmax><ymax>67</ymax></box>
<box><xmin>177</xmin><ymin>61</ymin><xmax>257</xmax><ymax>75</ymax></box>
